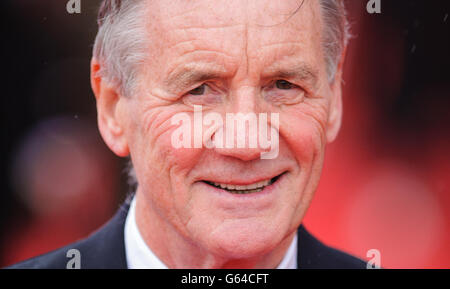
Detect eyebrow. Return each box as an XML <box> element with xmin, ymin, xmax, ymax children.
<box><xmin>164</xmin><ymin>64</ymin><xmax>227</xmax><ymax>91</ymax></box>
<box><xmin>164</xmin><ymin>62</ymin><xmax>319</xmax><ymax>91</ymax></box>
<box><xmin>262</xmin><ymin>62</ymin><xmax>319</xmax><ymax>90</ymax></box>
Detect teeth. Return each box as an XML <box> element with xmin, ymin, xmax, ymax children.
<box><xmin>209</xmin><ymin>178</ymin><xmax>273</xmax><ymax>193</ymax></box>
<box><xmin>247</xmin><ymin>183</ymin><xmax>258</xmax><ymax>190</ymax></box>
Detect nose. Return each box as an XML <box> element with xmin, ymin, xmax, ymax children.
<box><xmin>215</xmin><ymin>145</ymin><xmax>266</xmax><ymax>162</ymax></box>
<box><xmin>210</xmin><ymin>85</ymin><xmax>274</xmax><ymax>161</ymax></box>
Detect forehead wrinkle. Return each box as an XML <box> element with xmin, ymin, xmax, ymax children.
<box><xmin>170</xmin><ymin>23</ymin><xmax>246</xmax><ymax>32</ymax></box>
<box><xmin>158</xmin><ymin>0</ymin><xmax>245</xmax><ymax>32</ymax></box>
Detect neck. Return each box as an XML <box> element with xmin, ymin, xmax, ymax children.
<box><xmin>134</xmin><ymin>188</ymin><xmax>295</xmax><ymax>269</ymax></box>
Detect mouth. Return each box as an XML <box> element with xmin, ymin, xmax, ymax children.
<box><xmin>201</xmin><ymin>172</ymin><xmax>285</xmax><ymax>195</ymax></box>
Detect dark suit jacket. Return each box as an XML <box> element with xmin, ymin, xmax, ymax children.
<box><xmin>6</xmin><ymin>202</ymin><xmax>366</xmax><ymax>269</ymax></box>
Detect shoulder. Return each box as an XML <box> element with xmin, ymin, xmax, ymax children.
<box><xmin>6</xmin><ymin>204</ymin><xmax>365</xmax><ymax>269</ymax></box>
<box><xmin>6</xmin><ymin>238</ymin><xmax>87</xmax><ymax>269</ymax></box>
<box><xmin>298</xmin><ymin>225</ymin><xmax>367</xmax><ymax>269</ymax></box>
<box><xmin>6</xmin><ymin>203</ymin><xmax>130</xmax><ymax>269</ymax></box>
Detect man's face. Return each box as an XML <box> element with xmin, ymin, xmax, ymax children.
<box><xmin>116</xmin><ymin>0</ymin><xmax>341</xmax><ymax>260</ymax></box>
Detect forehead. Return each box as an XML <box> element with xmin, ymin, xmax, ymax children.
<box><xmin>143</xmin><ymin>0</ymin><xmax>324</xmax><ymax>79</ymax></box>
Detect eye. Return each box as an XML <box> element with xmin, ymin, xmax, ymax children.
<box><xmin>182</xmin><ymin>83</ymin><xmax>223</xmax><ymax>106</ymax></box>
<box><xmin>275</xmin><ymin>80</ymin><xmax>295</xmax><ymax>90</ymax></box>
<box><xmin>188</xmin><ymin>84</ymin><xmax>206</xmax><ymax>95</ymax></box>
<box><xmin>263</xmin><ymin>79</ymin><xmax>305</xmax><ymax>105</ymax></box>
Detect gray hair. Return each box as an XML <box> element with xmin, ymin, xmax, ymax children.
<box><xmin>319</xmin><ymin>0</ymin><xmax>350</xmax><ymax>81</ymax></box>
<box><xmin>93</xmin><ymin>0</ymin><xmax>350</xmax><ymax>187</ymax></box>
<box><xmin>93</xmin><ymin>0</ymin><xmax>149</xmax><ymax>97</ymax></box>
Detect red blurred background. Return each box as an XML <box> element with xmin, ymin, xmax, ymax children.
<box><xmin>1</xmin><ymin>0</ymin><xmax>449</xmax><ymax>268</ymax></box>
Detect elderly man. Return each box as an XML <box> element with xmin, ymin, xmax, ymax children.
<box><xmin>10</xmin><ymin>0</ymin><xmax>366</xmax><ymax>269</ymax></box>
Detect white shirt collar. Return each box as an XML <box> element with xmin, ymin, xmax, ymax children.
<box><xmin>124</xmin><ymin>196</ymin><xmax>297</xmax><ymax>269</ymax></box>
<box><xmin>124</xmin><ymin>196</ymin><xmax>168</xmax><ymax>269</ymax></box>
<box><xmin>277</xmin><ymin>231</ymin><xmax>298</xmax><ymax>269</ymax></box>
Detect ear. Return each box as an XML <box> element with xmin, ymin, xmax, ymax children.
<box><xmin>326</xmin><ymin>48</ymin><xmax>346</xmax><ymax>143</ymax></box>
<box><xmin>91</xmin><ymin>58</ymin><xmax>130</xmax><ymax>157</ymax></box>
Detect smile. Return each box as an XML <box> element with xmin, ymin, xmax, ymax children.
<box><xmin>202</xmin><ymin>173</ymin><xmax>284</xmax><ymax>195</ymax></box>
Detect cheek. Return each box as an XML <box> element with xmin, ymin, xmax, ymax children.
<box><xmin>139</xmin><ymin>107</ymin><xmax>207</xmax><ymax>200</ymax></box>
<box><xmin>280</xmin><ymin>110</ymin><xmax>327</xmax><ymax>167</ymax></box>
<box><xmin>279</xmin><ymin>105</ymin><xmax>329</xmax><ymax>223</ymax></box>
<box><xmin>152</xmin><ymin>132</ymin><xmax>203</xmax><ymax>174</ymax></box>
<box><xmin>136</xmin><ymin>103</ymin><xmax>202</xmax><ymax>173</ymax></box>
<box><xmin>130</xmin><ymin>105</ymin><xmax>205</xmax><ymax>223</ymax></box>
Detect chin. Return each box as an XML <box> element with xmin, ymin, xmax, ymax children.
<box><xmin>205</xmin><ymin>217</ymin><xmax>288</xmax><ymax>260</ymax></box>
